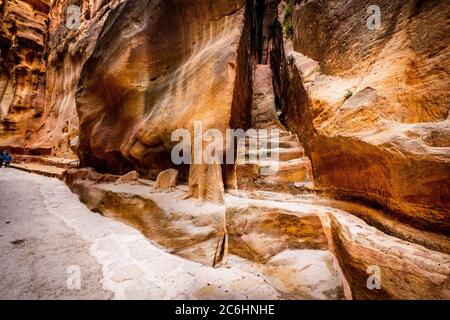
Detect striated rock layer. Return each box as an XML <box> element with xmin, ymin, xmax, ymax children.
<box><xmin>75</xmin><ymin>0</ymin><xmax>248</xmax><ymax>178</ymax></box>
<box><xmin>0</xmin><ymin>0</ymin><xmax>127</xmax><ymax>156</ymax></box>
<box><xmin>2</xmin><ymin>0</ymin><xmax>254</xmax><ymax>198</ymax></box>
<box><xmin>271</xmin><ymin>0</ymin><xmax>450</xmax><ymax>234</ymax></box>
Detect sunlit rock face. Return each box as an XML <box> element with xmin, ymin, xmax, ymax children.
<box><xmin>0</xmin><ymin>0</ymin><xmax>126</xmax><ymax>156</ymax></box>
<box><xmin>0</xmin><ymin>0</ymin><xmax>50</xmax><ymax>152</ymax></box>
<box><xmin>75</xmin><ymin>0</ymin><xmax>249</xmax><ymax>179</ymax></box>
<box><xmin>272</xmin><ymin>0</ymin><xmax>450</xmax><ymax>234</ymax></box>
<box><xmin>32</xmin><ymin>0</ymin><xmax>126</xmax><ymax>158</ymax></box>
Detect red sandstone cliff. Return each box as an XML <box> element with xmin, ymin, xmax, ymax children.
<box><xmin>0</xmin><ymin>0</ymin><xmax>50</xmax><ymax>152</ymax></box>
<box><xmin>271</xmin><ymin>0</ymin><xmax>450</xmax><ymax>234</ymax></box>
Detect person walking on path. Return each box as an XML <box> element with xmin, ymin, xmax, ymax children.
<box><xmin>0</xmin><ymin>151</ymin><xmax>5</xmax><ymax>168</ymax></box>
<box><xmin>3</xmin><ymin>152</ymin><xmax>12</xmax><ymax>168</ymax></box>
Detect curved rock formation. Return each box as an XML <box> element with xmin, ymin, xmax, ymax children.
<box><xmin>34</xmin><ymin>0</ymin><xmax>126</xmax><ymax>158</ymax></box>
<box><xmin>75</xmin><ymin>0</ymin><xmax>247</xmax><ymax>178</ymax></box>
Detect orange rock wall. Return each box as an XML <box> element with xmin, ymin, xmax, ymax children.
<box><xmin>0</xmin><ymin>0</ymin><xmax>50</xmax><ymax>152</ymax></box>
<box><xmin>271</xmin><ymin>0</ymin><xmax>450</xmax><ymax>234</ymax></box>
<box><xmin>75</xmin><ymin>0</ymin><xmax>247</xmax><ymax>177</ymax></box>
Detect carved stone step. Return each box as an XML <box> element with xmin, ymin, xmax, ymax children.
<box><xmin>236</xmin><ymin>157</ymin><xmax>312</xmax><ymax>192</ymax></box>
<box><xmin>240</xmin><ymin>147</ymin><xmax>305</xmax><ymax>162</ymax></box>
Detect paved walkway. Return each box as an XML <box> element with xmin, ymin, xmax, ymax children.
<box><xmin>10</xmin><ymin>163</ymin><xmax>65</xmax><ymax>178</ymax></box>
<box><xmin>0</xmin><ymin>169</ymin><xmax>280</xmax><ymax>299</ymax></box>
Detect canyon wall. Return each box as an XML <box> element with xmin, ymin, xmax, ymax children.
<box><xmin>0</xmin><ymin>0</ymin><xmax>50</xmax><ymax>153</ymax></box>
<box><xmin>0</xmin><ymin>0</ymin><xmax>126</xmax><ymax>156</ymax></box>
<box><xmin>75</xmin><ymin>0</ymin><xmax>247</xmax><ymax>178</ymax></box>
<box><xmin>272</xmin><ymin>0</ymin><xmax>450</xmax><ymax>234</ymax></box>
<box><xmin>1</xmin><ymin>0</ymin><xmax>250</xmax><ymax>179</ymax></box>
<box><xmin>34</xmin><ymin>0</ymin><xmax>126</xmax><ymax>158</ymax></box>
<box><xmin>1</xmin><ymin>0</ymin><xmax>449</xmax><ymax>300</ymax></box>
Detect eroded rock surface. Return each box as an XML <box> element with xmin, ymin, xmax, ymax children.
<box><xmin>328</xmin><ymin>211</ymin><xmax>450</xmax><ymax>300</ymax></box>
<box><xmin>271</xmin><ymin>0</ymin><xmax>450</xmax><ymax>234</ymax></box>
<box><xmin>0</xmin><ymin>0</ymin><xmax>50</xmax><ymax>151</ymax></box>
<box><xmin>114</xmin><ymin>170</ymin><xmax>139</xmax><ymax>185</ymax></box>
<box><xmin>62</xmin><ymin>167</ymin><xmax>449</xmax><ymax>300</ymax></box>
<box><xmin>63</xmin><ymin>168</ymin><xmax>347</xmax><ymax>299</ymax></box>
<box><xmin>75</xmin><ymin>0</ymin><xmax>247</xmax><ymax>179</ymax></box>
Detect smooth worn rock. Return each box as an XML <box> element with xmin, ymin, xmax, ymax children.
<box><xmin>2</xmin><ymin>0</ymin><xmax>449</xmax><ymax>301</ymax></box>
<box><xmin>155</xmin><ymin>169</ymin><xmax>179</xmax><ymax>190</ymax></box>
<box><xmin>328</xmin><ymin>210</ymin><xmax>450</xmax><ymax>300</ymax></box>
<box><xmin>0</xmin><ymin>0</ymin><xmax>50</xmax><ymax>151</ymax></box>
<box><xmin>226</xmin><ymin>204</ymin><xmax>328</xmax><ymax>263</ymax></box>
<box><xmin>74</xmin><ymin>0</ymin><xmax>248</xmax><ymax>200</ymax></box>
<box><xmin>115</xmin><ymin>171</ymin><xmax>140</xmax><ymax>185</ymax></box>
<box><xmin>63</xmin><ymin>168</ymin><xmax>349</xmax><ymax>299</ymax></box>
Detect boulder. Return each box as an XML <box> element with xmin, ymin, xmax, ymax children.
<box><xmin>115</xmin><ymin>171</ymin><xmax>140</xmax><ymax>185</ymax></box>
<box><xmin>155</xmin><ymin>169</ymin><xmax>178</xmax><ymax>190</ymax></box>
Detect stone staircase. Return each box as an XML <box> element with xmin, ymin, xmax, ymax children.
<box><xmin>235</xmin><ymin>64</ymin><xmax>313</xmax><ymax>192</ymax></box>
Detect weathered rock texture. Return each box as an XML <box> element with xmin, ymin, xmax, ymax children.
<box><xmin>75</xmin><ymin>0</ymin><xmax>247</xmax><ymax>179</ymax></box>
<box><xmin>63</xmin><ymin>167</ymin><xmax>449</xmax><ymax>300</ymax></box>
<box><xmin>63</xmin><ymin>168</ymin><xmax>346</xmax><ymax>300</ymax></box>
<box><xmin>271</xmin><ymin>0</ymin><xmax>450</xmax><ymax>234</ymax></box>
<box><xmin>0</xmin><ymin>0</ymin><xmax>127</xmax><ymax>156</ymax></box>
<box><xmin>1</xmin><ymin>0</ymin><xmax>254</xmax><ymax>201</ymax></box>
<box><xmin>0</xmin><ymin>0</ymin><xmax>50</xmax><ymax>152</ymax></box>
<box><xmin>34</xmin><ymin>0</ymin><xmax>128</xmax><ymax>158</ymax></box>
<box><xmin>328</xmin><ymin>211</ymin><xmax>450</xmax><ymax>300</ymax></box>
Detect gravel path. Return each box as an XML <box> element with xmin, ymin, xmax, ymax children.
<box><xmin>0</xmin><ymin>169</ymin><xmax>280</xmax><ymax>300</ymax></box>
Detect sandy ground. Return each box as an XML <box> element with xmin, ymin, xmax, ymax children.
<box><xmin>0</xmin><ymin>169</ymin><xmax>281</xmax><ymax>300</ymax></box>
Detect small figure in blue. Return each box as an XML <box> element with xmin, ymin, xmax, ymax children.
<box><xmin>3</xmin><ymin>152</ymin><xmax>12</xmax><ymax>168</ymax></box>
<box><xmin>0</xmin><ymin>150</ymin><xmax>5</xmax><ymax>168</ymax></box>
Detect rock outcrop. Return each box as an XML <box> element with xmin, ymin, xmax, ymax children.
<box><xmin>34</xmin><ymin>0</ymin><xmax>126</xmax><ymax>158</ymax></box>
<box><xmin>328</xmin><ymin>211</ymin><xmax>450</xmax><ymax>300</ymax></box>
<box><xmin>114</xmin><ymin>170</ymin><xmax>139</xmax><ymax>184</ymax></box>
<box><xmin>63</xmin><ymin>167</ymin><xmax>346</xmax><ymax>300</ymax></box>
<box><xmin>0</xmin><ymin>0</ymin><xmax>126</xmax><ymax>157</ymax></box>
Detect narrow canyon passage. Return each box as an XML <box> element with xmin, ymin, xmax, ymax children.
<box><xmin>0</xmin><ymin>0</ymin><xmax>448</xmax><ymax>301</ymax></box>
